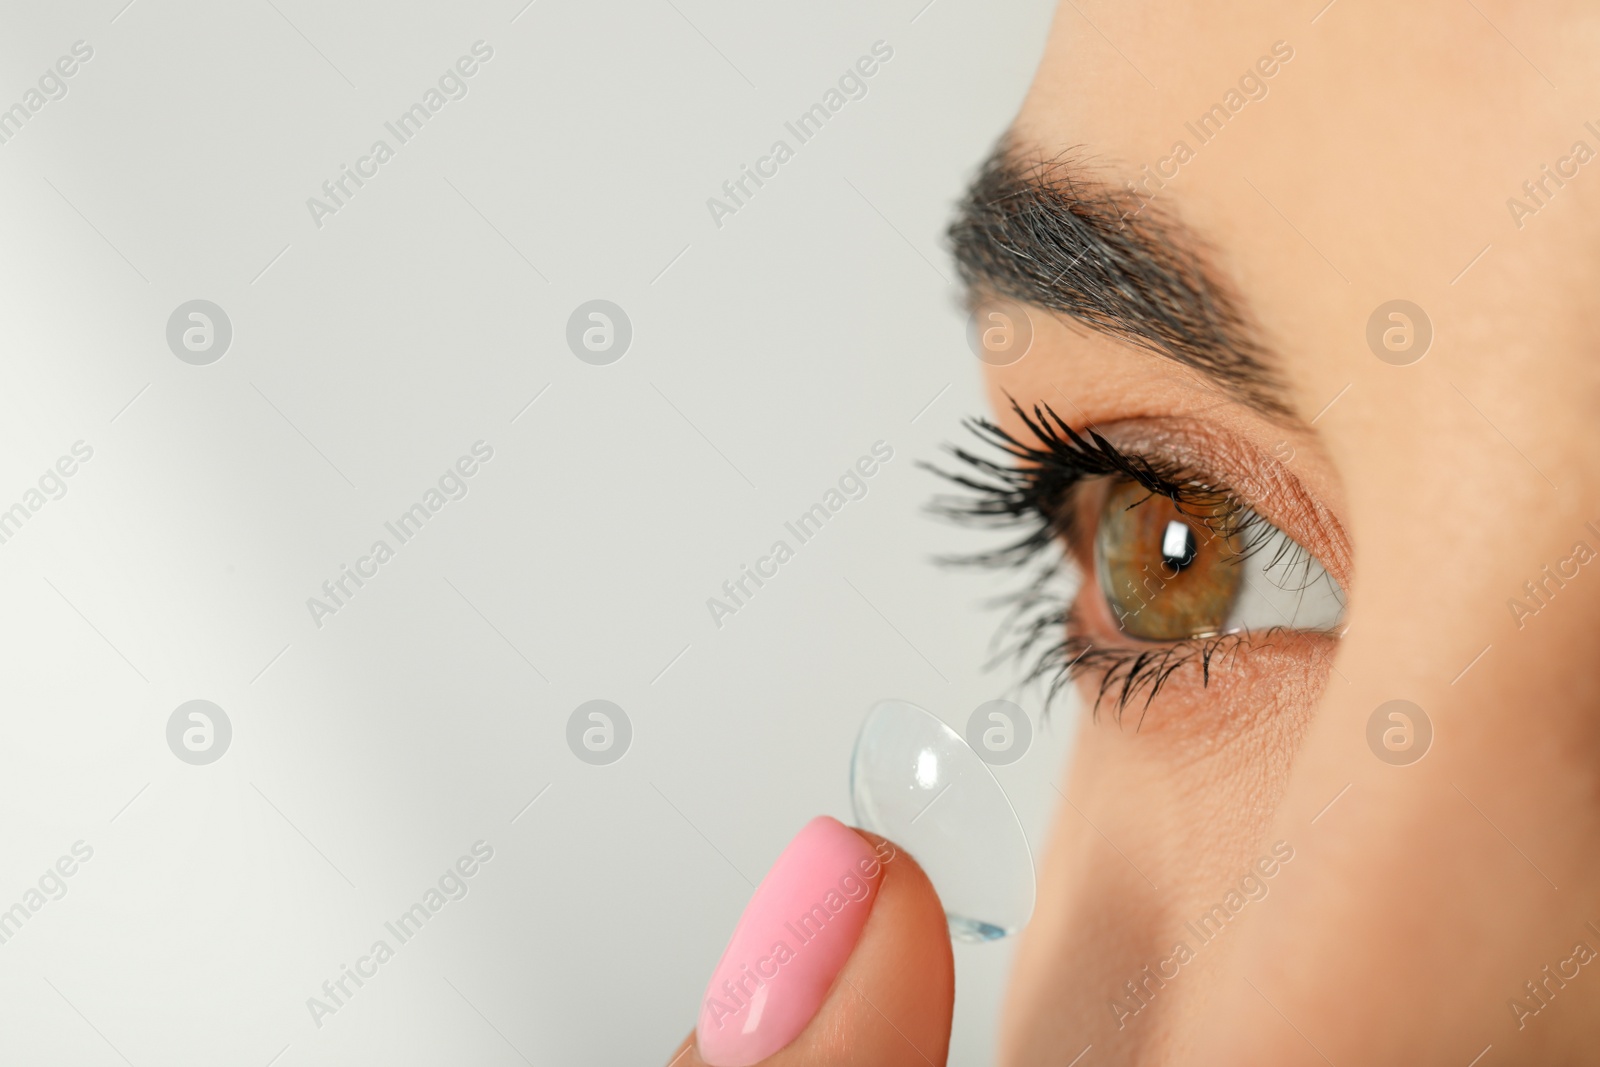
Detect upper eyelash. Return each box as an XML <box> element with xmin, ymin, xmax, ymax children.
<box><xmin>924</xmin><ymin>398</ymin><xmax>1306</xmax><ymax>722</ymax></box>
<box><xmin>927</xmin><ymin>399</ymin><xmax>1265</xmax><ymax>565</ymax></box>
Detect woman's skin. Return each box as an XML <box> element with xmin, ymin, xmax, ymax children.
<box><xmin>672</xmin><ymin>1</ymin><xmax>1600</xmax><ymax>1062</ymax></box>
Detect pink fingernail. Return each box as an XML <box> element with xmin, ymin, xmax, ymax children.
<box><xmin>696</xmin><ymin>816</ymin><xmax>887</xmax><ymax>1066</ymax></box>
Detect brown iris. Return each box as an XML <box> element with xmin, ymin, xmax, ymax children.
<box><xmin>1093</xmin><ymin>479</ymin><xmax>1244</xmax><ymax>640</ymax></box>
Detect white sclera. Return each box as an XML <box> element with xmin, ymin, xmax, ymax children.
<box><xmin>1224</xmin><ymin>519</ymin><xmax>1347</xmax><ymax>633</ymax></box>
<box><xmin>850</xmin><ymin>699</ymin><xmax>1037</xmax><ymax>942</ymax></box>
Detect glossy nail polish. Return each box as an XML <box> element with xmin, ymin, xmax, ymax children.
<box><xmin>696</xmin><ymin>816</ymin><xmax>887</xmax><ymax>1066</ymax></box>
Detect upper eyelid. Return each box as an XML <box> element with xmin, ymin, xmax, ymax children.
<box><xmin>1075</xmin><ymin>419</ymin><xmax>1352</xmax><ymax>590</ymax></box>
<box><xmin>934</xmin><ymin>401</ymin><xmax>1265</xmax><ymax>554</ymax></box>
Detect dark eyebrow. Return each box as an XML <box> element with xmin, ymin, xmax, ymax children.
<box><xmin>947</xmin><ymin>139</ymin><xmax>1294</xmax><ymax>421</ymax></box>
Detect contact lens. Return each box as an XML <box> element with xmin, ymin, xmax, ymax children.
<box><xmin>849</xmin><ymin>699</ymin><xmax>1036</xmax><ymax>942</ymax></box>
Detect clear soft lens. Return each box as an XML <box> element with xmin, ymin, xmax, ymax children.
<box><xmin>850</xmin><ymin>699</ymin><xmax>1036</xmax><ymax>941</ymax></box>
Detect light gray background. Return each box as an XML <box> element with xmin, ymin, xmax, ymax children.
<box><xmin>0</xmin><ymin>0</ymin><xmax>1077</xmax><ymax>1062</ymax></box>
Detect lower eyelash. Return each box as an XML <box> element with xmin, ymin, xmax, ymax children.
<box><xmin>980</xmin><ymin>560</ymin><xmax>1257</xmax><ymax>725</ymax></box>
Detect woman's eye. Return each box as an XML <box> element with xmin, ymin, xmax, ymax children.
<box><xmin>1092</xmin><ymin>478</ymin><xmax>1346</xmax><ymax>641</ymax></box>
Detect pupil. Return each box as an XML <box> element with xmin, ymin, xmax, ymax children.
<box><xmin>1160</xmin><ymin>520</ymin><xmax>1197</xmax><ymax>572</ymax></box>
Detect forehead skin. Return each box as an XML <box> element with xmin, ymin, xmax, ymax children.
<box><xmin>988</xmin><ymin>2</ymin><xmax>1600</xmax><ymax>1063</ymax></box>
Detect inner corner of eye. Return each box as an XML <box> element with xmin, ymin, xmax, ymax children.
<box><xmin>1091</xmin><ymin>479</ymin><xmax>1345</xmax><ymax>643</ymax></box>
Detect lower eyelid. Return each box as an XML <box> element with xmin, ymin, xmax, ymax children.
<box><xmin>1055</xmin><ymin>599</ymin><xmax>1245</xmax><ymax>721</ymax></box>
<box><xmin>1071</xmin><ymin>628</ymin><xmax>1341</xmax><ymax>731</ymax></box>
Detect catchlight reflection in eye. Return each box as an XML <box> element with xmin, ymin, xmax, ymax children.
<box><xmin>1094</xmin><ymin>479</ymin><xmax>1344</xmax><ymax>641</ymax></box>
